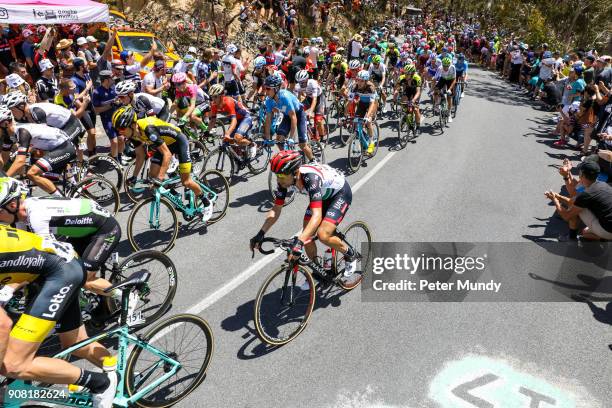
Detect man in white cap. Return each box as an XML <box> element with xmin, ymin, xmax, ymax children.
<box><xmin>35</xmin><ymin>59</ymin><xmax>58</xmax><ymax>102</ymax></box>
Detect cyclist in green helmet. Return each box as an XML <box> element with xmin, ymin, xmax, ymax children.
<box><xmin>434</xmin><ymin>56</ymin><xmax>457</xmax><ymax>122</ymax></box>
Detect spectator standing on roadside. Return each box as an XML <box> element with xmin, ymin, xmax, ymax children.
<box><xmin>71</xmin><ymin>58</ymin><xmax>97</xmax><ymax>157</ymax></box>
<box><xmin>35</xmin><ymin>59</ymin><xmax>58</xmax><ymax>103</ymax></box>
<box><xmin>348</xmin><ymin>34</ymin><xmax>363</xmax><ymax>62</ymax></box>
<box><xmin>143</xmin><ymin>59</ymin><xmax>169</xmax><ymax>97</ymax></box>
<box><xmin>509</xmin><ymin>44</ymin><xmax>523</xmax><ymax>83</ymax></box>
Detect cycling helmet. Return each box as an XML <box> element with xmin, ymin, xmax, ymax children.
<box><xmin>295</xmin><ymin>70</ymin><xmax>309</xmax><ymax>82</ymax></box>
<box><xmin>402</xmin><ymin>42</ymin><xmax>410</xmax><ymax>49</ymax></box>
<box><xmin>270</xmin><ymin>150</ymin><xmax>302</xmax><ymax>174</ymax></box>
<box><xmin>388</xmin><ymin>42</ymin><xmax>396</xmax><ymax>48</ymax></box>
<box><xmin>264</xmin><ymin>74</ymin><xmax>283</xmax><ymax>89</ymax></box>
<box><xmin>112</xmin><ymin>106</ymin><xmax>137</xmax><ymax>129</ymax></box>
<box><xmin>171</xmin><ymin>72</ymin><xmax>187</xmax><ymax>84</ymax></box>
<box><xmin>208</xmin><ymin>83</ymin><xmax>225</xmax><ymax>97</ymax></box>
<box><xmin>349</xmin><ymin>59</ymin><xmax>362</xmax><ymax>69</ymax></box>
<box><xmin>302</xmin><ymin>46</ymin><xmax>311</xmax><ymax>56</ymax></box>
<box><xmin>316</xmin><ymin>37</ymin><xmax>323</xmax><ymax>44</ymax></box>
<box><xmin>372</xmin><ymin>55</ymin><xmax>382</xmax><ymax>64</ymax></box>
<box><xmin>331</xmin><ymin>36</ymin><xmax>339</xmax><ymax>42</ymax></box>
<box><xmin>369</xmin><ymin>36</ymin><xmax>377</xmax><ymax>43</ymax></box>
<box><xmin>400</xmin><ymin>51</ymin><xmax>409</xmax><ymax>59</ymax></box>
<box><xmin>253</xmin><ymin>56</ymin><xmax>266</xmax><ymax>69</ymax></box>
<box><xmin>226</xmin><ymin>44</ymin><xmax>238</xmax><ymax>54</ymax></box>
<box><xmin>357</xmin><ymin>70</ymin><xmax>370</xmax><ymax>81</ymax></box>
<box><xmin>0</xmin><ymin>106</ymin><xmax>13</xmax><ymax>122</ymax></box>
<box><xmin>3</xmin><ymin>92</ymin><xmax>27</xmax><ymax>109</ymax></box>
<box><xmin>0</xmin><ymin>177</ymin><xmax>24</xmax><ymax>208</ymax></box>
<box><xmin>404</xmin><ymin>64</ymin><xmax>416</xmax><ymax>74</ymax></box>
<box><xmin>332</xmin><ymin>54</ymin><xmax>343</xmax><ymax>64</ymax></box>
<box><xmin>442</xmin><ymin>57</ymin><xmax>452</xmax><ymax>66</ymax></box>
<box><xmin>183</xmin><ymin>54</ymin><xmax>195</xmax><ymax>64</ymax></box>
<box><xmin>456</xmin><ymin>53</ymin><xmax>465</xmax><ymax>60</ymax></box>
<box><xmin>115</xmin><ymin>80</ymin><xmax>137</xmax><ymax>96</ymax></box>
<box><xmin>441</xmin><ymin>47</ymin><xmax>449</xmax><ymax>53</ymax></box>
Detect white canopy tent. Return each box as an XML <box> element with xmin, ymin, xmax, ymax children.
<box><xmin>0</xmin><ymin>0</ymin><xmax>109</xmax><ymax>24</ymax></box>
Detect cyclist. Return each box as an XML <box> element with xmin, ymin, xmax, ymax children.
<box><xmin>294</xmin><ymin>69</ymin><xmax>326</xmax><ymax>142</ymax></box>
<box><xmin>111</xmin><ymin>106</ymin><xmax>213</xmax><ymax>222</ymax></box>
<box><xmin>327</xmin><ymin>54</ymin><xmax>348</xmax><ymax>92</ymax></box>
<box><xmin>341</xmin><ymin>59</ymin><xmax>363</xmax><ymax>120</ymax></box>
<box><xmin>263</xmin><ymin>75</ymin><xmax>314</xmax><ymax>162</ymax></box>
<box><xmin>250</xmin><ymin>150</ymin><xmax>358</xmax><ymax>278</ymax></box>
<box><xmin>3</xmin><ymin>92</ymin><xmax>85</xmax><ymax>145</ymax></box>
<box><xmin>247</xmin><ymin>56</ymin><xmax>267</xmax><ymax>103</ymax></box>
<box><xmin>348</xmin><ymin>70</ymin><xmax>378</xmax><ymax>154</ymax></box>
<box><xmin>368</xmin><ymin>55</ymin><xmax>387</xmax><ymax>112</ymax></box>
<box><xmin>394</xmin><ymin>64</ymin><xmax>422</xmax><ymax>132</ymax></box>
<box><xmin>115</xmin><ymin>80</ymin><xmax>170</xmax><ymax>121</ymax></box>
<box><xmin>0</xmin><ymin>224</ymin><xmax>116</xmax><ymax>408</ymax></box>
<box><xmin>0</xmin><ymin>178</ymin><xmax>129</xmax><ymax>306</ymax></box>
<box><xmin>0</xmin><ymin>107</ymin><xmax>76</xmax><ymax>196</ymax></box>
<box><xmin>434</xmin><ymin>56</ymin><xmax>457</xmax><ymax>122</ymax></box>
<box><xmin>207</xmin><ymin>83</ymin><xmax>257</xmax><ymax>159</ymax></box>
<box><xmin>454</xmin><ymin>53</ymin><xmax>469</xmax><ymax>98</ymax></box>
<box><xmin>170</xmin><ymin>72</ymin><xmax>210</xmax><ymax>135</ymax></box>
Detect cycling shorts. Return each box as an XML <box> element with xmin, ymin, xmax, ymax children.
<box><xmin>355</xmin><ymin>100</ymin><xmax>374</xmax><ymax>117</ymax></box>
<box><xmin>68</xmin><ymin>217</ymin><xmax>121</xmax><ymax>271</ymax></box>
<box><xmin>33</xmin><ymin>141</ymin><xmax>76</xmax><ymax>174</ymax></box>
<box><xmin>277</xmin><ymin>108</ymin><xmax>308</xmax><ymax>143</ymax></box>
<box><xmin>61</xmin><ymin>114</ymin><xmax>86</xmax><ymax>143</ymax></box>
<box><xmin>150</xmin><ymin>133</ymin><xmax>192</xmax><ymax>174</ymax></box>
<box><xmin>224</xmin><ymin>80</ymin><xmax>240</xmax><ymax>97</ymax></box>
<box><xmin>231</xmin><ymin>116</ymin><xmax>253</xmax><ymax>138</ymax></box>
<box><xmin>10</xmin><ymin>257</ymin><xmax>86</xmax><ymax>342</ymax></box>
<box><xmin>303</xmin><ymin>96</ymin><xmax>325</xmax><ymax>119</ymax></box>
<box><xmin>436</xmin><ymin>77</ymin><xmax>454</xmax><ymax>92</ymax></box>
<box><xmin>304</xmin><ymin>181</ymin><xmax>352</xmax><ymax>225</ymax></box>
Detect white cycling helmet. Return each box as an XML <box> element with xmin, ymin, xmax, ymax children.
<box><xmin>349</xmin><ymin>59</ymin><xmax>362</xmax><ymax>69</ymax></box>
<box><xmin>254</xmin><ymin>56</ymin><xmax>266</xmax><ymax>69</ymax></box>
<box><xmin>302</xmin><ymin>46</ymin><xmax>310</xmax><ymax>56</ymax></box>
<box><xmin>0</xmin><ymin>177</ymin><xmax>24</xmax><ymax>208</ymax></box>
<box><xmin>3</xmin><ymin>92</ymin><xmax>28</xmax><ymax>109</ymax></box>
<box><xmin>226</xmin><ymin>44</ymin><xmax>238</xmax><ymax>54</ymax></box>
<box><xmin>115</xmin><ymin>80</ymin><xmax>137</xmax><ymax>96</ymax></box>
<box><xmin>208</xmin><ymin>83</ymin><xmax>225</xmax><ymax>97</ymax></box>
<box><xmin>0</xmin><ymin>105</ymin><xmax>13</xmax><ymax>122</ymax></box>
<box><xmin>357</xmin><ymin>70</ymin><xmax>370</xmax><ymax>81</ymax></box>
<box><xmin>295</xmin><ymin>70</ymin><xmax>309</xmax><ymax>82</ymax></box>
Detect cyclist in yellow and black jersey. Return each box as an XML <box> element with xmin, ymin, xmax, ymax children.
<box><xmin>112</xmin><ymin>107</ymin><xmax>212</xmax><ymax>220</ymax></box>
<box><xmin>0</xmin><ymin>225</ymin><xmax>117</xmax><ymax>408</ymax></box>
<box><xmin>327</xmin><ymin>54</ymin><xmax>348</xmax><ymax>89</ymax></box>
<box><xmin>394</xmin><ymin>64</ymin><xmax>423</xmax><ymax>131</ymax></box>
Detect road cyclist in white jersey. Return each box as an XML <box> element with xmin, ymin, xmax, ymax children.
<box><xmin>434</xmin><ymin>57</ymin><xmax>457</xmax><ymax>122</ymax></box>
<box><xmin>293</xmin><ymin>70</ymin><xmax>326</xmax><ymax>142</ymax></box>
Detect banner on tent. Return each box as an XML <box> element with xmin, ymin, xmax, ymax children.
<box><xmin>0</xmin><ymin>4</ymin><xmax>109</xmax><ymax>24</ymax></box>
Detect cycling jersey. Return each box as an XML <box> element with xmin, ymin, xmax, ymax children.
<box><xmin>294</xmin><ymin>79</ymin><xmax>322</xmax><ymax>99</ymax></box>
<box><xmin>368</xmin><ymin>63</ymin><xmax>387</xmax><ymax>81</ymax></box>
<box><xmin>455</xmin><ymin>60</ymin><xmax>468</xmax><ymax>74</ymax></box>
<box><xmin>132</xmin><ymin>92</ymin><xmax>166</xmax><ymax>118</ymax></box>
<box><xmin>398</xmin><ymin>73</ymin><xmax>422</xmax><ymax>97</ymax></box>
<box><xmin>0</xmin><ymin>225</ymin><xmax>84</xmax><ymax>342</ymax></box>
<box><xmin>135</xmin><ymin>116</ymin><xmax>192</xmax><ymax>174</ymax></box>
<box><xmin>331</xmin><ymin>62</ymin><xmax>348</xmax><ymax>77</ymax></box>
<box><xmin>387</xmin><ymin>49</ymin><xmax>400</xmax><ymax>65</ymax></box>
<box><xmin>54</xmin><ymin>93</ymin><xmax>75</xmax><ymax>110</ymax></box>
<box><xmin>436</xmin><ymin>65</ymin><xmax>456</xmax><ymax>80</ymax></box>
<box><xmin>6</xmin><ymin>123</ymin><xmax>71</xmax><ymax>153</ymax></box>
<box><xmin>265</xmin><ymin>89</ymin><xmax>303</xmax><ymax>115</ymax></box>
<box><xmin>28</xmin><ymin>102</ymin><xmax>72</xmax><ymax>128</ymax></box>
<box><xmin>211</xmin><ymin>96</ymin><xmax>250</xmax><ymax>121</ymax></box>
<box><xmin>221</xmin><ymin>54</ymin><xmax>239</xmax><ymax>82</ymax></box>
<box><xmin>174</xmin><ymin>83</ymin><xmax>208</xmax><ymax>106</ymax></box>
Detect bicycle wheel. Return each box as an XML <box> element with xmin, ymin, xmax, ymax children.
<box><xmin>189</xmin><ymin>140</ymin><xmax>208</xmax><ymax>176</ymax></box>
<box><xmin>202</xmin><ymin>146</ymin><xmax>235</xmax><ymax>181</ymax></box>
<box><xmin>125</xmin><ymin>314</ymin><xmax>214</xmax><ymax>407</ymax></box>
<box><xmin>397</xmin><ymin>112</ymin><xmax>409</xmax><ymax>149</ymax></box>
<box><xmin>335</xmin><ymin>221</ymin><xmax>373</xmax><ymax>290</ymax></box>
<box><xmin>84</xmin><ymin>154</ymin><xmax>123</xmax><ymax>191</ymax></box>
<box><xmin>437</xmin><ymin>106</ymin><xmax>445</xmax><ymax>131</ymax></box>
<box><xmin>197</xmin><ymin>169</ymin><xmax>230</xmax><ymax>224</ymax></box>
<box><xmin>338</xmin><ymin>118</ymin><xmax>352</xmax><ymax>147</ymax></box>
<box><xmin>106</xmin><ymin>250</ymin><xmax>177</xmax><ymax>328</ymax></box>
<box><xmin>268</xmin><ymin>171</ymin><xmax>297</xmax><ymax>206</ymax></box>
<box><xmin>310</xmin><ymin>140</ymin><xmax>326</xmax><ymax>163</ymax></box>
<box><xmin>70</xmin><ymin>176</ymin><xmax>120</xmax><ymax>216</ymax></box>
<box><xmin>127</xmin><ymin>197</ymin><xmax>179</xmax><ymax>253</ymax></box>
<box><xmin>254</xmin><ymin>265</ymin><xmax>316</xmax><ymax>346</ymax></box>
<box><xmin>347</xmin><ymin>133</ymin><xmax>364</xmax><ymax>174</ymax></box>
<box><xmin>247</xmin><ymin>135</ymin><xmax>272</xmax><ymax>175</ymax></box>
<box><xmin>123</xmin><ymin>160</ymin><xmax>153</xmax><ymax>203</ymax></box>
<box><xmin>326</xmin><ymin>102</ymin><xmax>340</xmax><ymax>135</ymax></box>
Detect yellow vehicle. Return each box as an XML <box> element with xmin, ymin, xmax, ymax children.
<box><xmin>105</xmin><ymin>10</ymin><xmax>179</xmax><ymax>72</ymax></box>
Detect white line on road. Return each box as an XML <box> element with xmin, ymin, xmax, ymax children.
<box><xmin>184</xmin><ymin>151</ymin><xmax>398</xmax><ymax>315</ymax></box>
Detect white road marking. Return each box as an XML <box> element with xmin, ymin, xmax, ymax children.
<box><xmin>184</xmin><ymin>151</ymin><xmax>397</xmax><ymax>315</ymax></box>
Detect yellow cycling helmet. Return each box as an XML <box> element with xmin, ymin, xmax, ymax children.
<box><xmin>112</xmin><ymin>106</ymin><xmax>137</xmax><ymax>129</ymax></box>
<box><xmin>332</xmin><ymin>54</ymin><xmax>343</xmax><ymax>64</ymax></box>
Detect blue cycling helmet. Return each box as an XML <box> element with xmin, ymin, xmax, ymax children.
<box><xmin>254</xmin><ymin>56</ymin><xmax>266</xmax><ymax>69</ymax></box>
<box><xmin>457</xmin><ymin>53</ymin><xmax>465</xmax><ymax>60</ymax></box>
<box><xmin>264</xmin><ymin>74</ymin><xmax>283</xmax><ymax>89</ymax></box>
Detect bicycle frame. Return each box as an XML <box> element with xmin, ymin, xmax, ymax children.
<box><xmin>4</xmin><ymin>295</ymin><xmax>181</xmax><ymax>408</ymax></box>
<box><xmin>354</xmin><ymin>118</ymin><xmax>371</xmax><ymax>149</ymax></box>
<box><xmin>148</xmin><ymin>176</ymin><xmax>219</xmax><ymax>226</ymax></box>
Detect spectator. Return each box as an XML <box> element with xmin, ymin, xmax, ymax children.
<box><xmin>0</xmin><ymin>29</ymin><xmax>14</xmax><ymax>77</ymax></box>
<box><xmin>55</xmin><ymin>38</ymin><xmax>75</xmax><ymax>68</ymax></box>
<box><xmin>348</xmin><ymin>34</ymin><xmax>363</xmax><ymax>62</ymax></box>
<box><xmin>143</xmin><ymin>59</ymin><xmax>169</xmax><ymax>97</ymax></box>
<box><xmin>35</xmin><ymin>58</ymin><xmax>58</xmax><ymax>102</ymax></box>
<box><xmin>119</xmin><ymin>44</ymin><xmax>156</xmax><ymax>90</ymax></box>
<box><xmin>71</xmin><ymin>58</ymin><xmax>96</xmax><ymax>157</ymax></box>
<box><xmin>583</xmin><ymin>55</ymin><xmax>596</xmax><ymax>84</ymax></box>
<box><xmin>594</xmin><ymin>55</ymin><xmax>611</xmax><ymax>88</ymax></box>
<box><xmin>546</xmin><ymin>160</ymin><xmax>612</xmax><ymax>241</ymax></box>
<box><xmin>20</xmin><ymin>29</ymin><xmax>36</xmax><ymax>78</ymax></box>
<box><xmin>577</xmin><ymin>84</ymin><xmax>600</xmax><ymax>155</ymax></box>
<box><xmin>509</xmin><ymin>44</ymin><xmax>523</xmax><ymax>83</ymax></box>
<box><xmin>92</xmin><ymin>70</ymin><xmax>122</xmax><ymax>161</ymax></box>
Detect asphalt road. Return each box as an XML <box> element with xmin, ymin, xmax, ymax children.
<box><xmin>104</xmin><ymin>68</ymin><xmax>609</xmax><ymax>408</ymax></box>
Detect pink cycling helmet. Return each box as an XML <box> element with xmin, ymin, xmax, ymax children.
<box><xmin>171</xmin><ymin>72</ymin><xmax>187</xmax><ymax>84</ymax></box>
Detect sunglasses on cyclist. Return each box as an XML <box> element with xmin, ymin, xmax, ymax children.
<box><xmin>276</xmin><ymin>173</ymin><xmax>293</xmax><ymax>180</ymax></box>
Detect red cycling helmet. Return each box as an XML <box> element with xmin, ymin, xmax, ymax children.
<box><xmin>270</xmin><ymin>150</ymin><xmax>303</xmax><ymax>174</ymax></box>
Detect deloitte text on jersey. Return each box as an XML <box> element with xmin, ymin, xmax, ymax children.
<box><xmin>361</xmin><ymin>242</ymin><xmax>612</xmax><ymax>302</ymax></box>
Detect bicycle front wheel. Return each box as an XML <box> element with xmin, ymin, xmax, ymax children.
<box><xmin>128</xmin><ymin>197</ymin><xmax>179</xmax><ymax>253</ymax></box>
<box><xmin>197</xmin><ymin>169</ymin><xmax>230</xmax><ymax>224</ymax></box>
<box><xmin>247</xmin><ymin>134</ymin><xmax>272</xmax><ymax>175</ymax></box>
<box><xmin>84</xmin><ymin>154</ymin><xmax>124</xmax><ymax>191</ymax></box>
<box><xmin>397</xmin><ymin>113</ymin><xmax>409</xmax><ymax>149</ymax></box>
<box><xmin>70</xmin><ymin>176</ymin><xmax>120</xmax><ymax>216</ymax></box>
<box><xmin>106</xmin><ymin>250</ymin><xmax>178</xmax><ymax>327</ymax></box>
<box><xmin>254</xmin><ymin>265</ymin><xmax>316</xmax><ymax>346</ymax></box>
<box><xmin>125</xmin><ymin>314</ymin><xmax>214</xmax><ymax>407</ymax></box>
<box><xmin>335</xmin><ymin>221</ymin><xmax>373</xmax><ymax>290</ymax></box>
<box><xmin>203</xmin><ymin>146</ymin><xmax>235</xmax><ymax>181</ymax></box>
<box><xmin>347</xmin><ymin>133</ymin><xmax>364</xmax><ymax>174</ymax></box>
